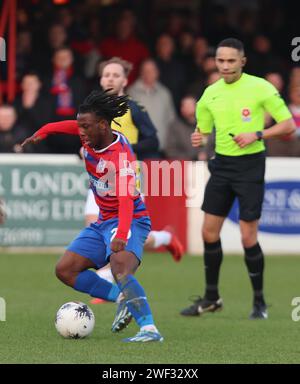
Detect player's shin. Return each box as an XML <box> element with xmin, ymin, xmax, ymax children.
<box><xmin>116</xmin><ymin>274</ymin><xmax>158</xmax><ymax>332</ymax></box>
<box><xmin>74</xmin><ymin>270</ymin><xmax>120</xmax><ymax>302</ymax></box>
<box><xmin>204</xmin><ymin>240</ymin><xmax>223</xmax><ymax>301</ymax></box>
<box><xmin>244</xmin><ymin>242</ymin><xmax>265</xmax><ymax>304</ymax></box>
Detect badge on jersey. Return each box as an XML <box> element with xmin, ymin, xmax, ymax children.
<box><xmin>241</xmin><ymin>108</ymin><xmax>251</xmax><ymax>122</ymax></box>
<box><xmin>96</xmin><ymin>158</ymin><xmax>107</xmax><ymax>173</ymax></box>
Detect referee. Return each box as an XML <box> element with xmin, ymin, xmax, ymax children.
<box><xmin>181</xmin><ymin>38</ymin><xmax>295</xmax><ymax>319</ymax></box>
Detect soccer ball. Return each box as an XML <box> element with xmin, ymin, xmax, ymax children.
<box><xmin>55</xmin><ymin>301</ymin><xmax>95</xmax><ymax>339</ymax></box>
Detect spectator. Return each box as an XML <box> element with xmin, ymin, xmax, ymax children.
<box><xmin>165</xmin><ymin>95</ymin><xmax>200</xmax><ymax>160</ymax></box>
<box><xmin>289</xmin><ymin>67</ymin><xmax>300</xmax><ymax>87</ymax></box>
<box><xmin>44</xmin><ymin>47</ymin><xmax>86</xmax><ymax>153</ymax></box>
<box><xmin>264</xmin><ymin>72</ymin><xmax>287</xmax><ymax>128</ymax></box>
<box><xmin>34</xmin><ymin>24</ymin><xmax>68</xmax><ymax>74</ymax></box>
<box><xmin>186</xmin><ymin>54</ymin><xmax>217</xmax><ymax>99</ymax></box>
<box><xmin>247</xmin><ymin>35</ymin><xmax>284</xmax><ymax>77</ymax></box>
<box><xmin>0</xmin><ymin>105</ymin><xmax>27</xmax><ymax>153</ymax></box>
<box><xmin>16</xmin><ymin>30</ymin><xmax>34</xmax><ymax>81</ymax></box>
<box><xmin>154</xmin><ymin>34</ymin><xmax>187</xmax><ymax>109</ymax></box>
<box><xmin>46</xmin><ymin>47</ymin><xmax>86</xmax><ymax>117</ymax></box>
<box><xmin>164</xmin><ymin>11</ymin><xmax>186</xmax><ymax>40</ymax></box>
<box><xmin>14</xmin><ymin>72</ymin><xmax>56</xmax><ymax>152</ymax></box>
<box><xmin>266</xmin><ymin>85</ymin><xmax>299</xmax><ymax>157</ymax></box>
<box><xmin>193</xmin><ymin>37</ymin><xmax>210</xmax><ymax>68</ymax></box>
<box><xmin>128</xmin><ymin>59</ymin><xmax>176</xmax><ymax>155</ymax></box>
<box><xmin>178</xmin><ymin>30</ymin><xmax>195</xmax><ymax>69</ymax></box>
<box><xmin>99</xmin><ymin>9</ymin><xmax>150</xmax><ymax>85</ymax></box>
<box><xmin>206</xmin><ymin>70</ymin><xmax>221</xmax><ymax>85</ymax></box>
<box><xmin>289</xmin><ymin>85</ymin><xmax>300</xmax><ymax>136</ymax></box>
<box><xmin>287</xmin><ymin>86</ymin><xmax>300</xmax><ymax>155</ymax></box>
<box><xmin>48</xmin><ymin>23</ymin><xmax>69</xmax><ymax>51</ymax></box>
<box><xmin>265</xmin><ymin>72</ymin><xmax>285</xmax><ymax>95</ymax></box>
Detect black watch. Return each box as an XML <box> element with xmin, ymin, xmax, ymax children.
<box><xmin>255</xmin><ymin>131</ymin><xmax>263</xmax><ymax>141</ymax></box>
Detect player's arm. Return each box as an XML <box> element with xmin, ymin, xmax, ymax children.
<box><xmin>129</xmin><ymin>100</ymin><xmax>159</xmax><ymax>156</ymax></box>
<box><xmin>192</xmin><ymin>94</ymin><xmax>214</xmax><ymax>147</ymax></box>
<box><xmin>110</xmin><ymin>160</ymin><xmax>136</xmax><ymax>253</ymax></box>
<box><xmin>21</xmin><ymin>120</ymin><xmax>79</xmax><ymax>147</ymax></box>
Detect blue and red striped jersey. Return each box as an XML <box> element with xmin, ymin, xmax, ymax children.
<box><xmin>34</xmin><ymin>121</ymin><xmax>149</xmax><ymax>241</ymax></box>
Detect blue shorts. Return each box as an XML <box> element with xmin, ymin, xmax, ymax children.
<box><xmin>67</xmin><ymin>216</ymin><xmax>151</xmax><ymax>269</ymax></box>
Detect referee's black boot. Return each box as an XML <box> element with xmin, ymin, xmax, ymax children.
<box><xmin>180</xmin><ymin>296</ymin><xmax>223</xmax><ymax>316</ymax></box>
<box><xmin>249</xmin><ymin>302</ymin><xmax>268</xmax><ymax>320</ymax></box>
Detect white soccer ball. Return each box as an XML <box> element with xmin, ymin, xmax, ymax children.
<box><xmin>55</xmin><ymin>301</ymin><xmax>95</xmax><ymax>339</ymax></box>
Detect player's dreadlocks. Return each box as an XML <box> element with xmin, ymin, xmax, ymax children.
<box><xmin>78</xmin><ymin>89</ymin><xmax>129</xmax><ymax>126</ymax></box>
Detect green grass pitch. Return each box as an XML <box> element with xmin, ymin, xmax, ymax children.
<box><xmin>0</xmin><ymin>252</ymin><xmax>299</xmax><ymax>364</ymax></box>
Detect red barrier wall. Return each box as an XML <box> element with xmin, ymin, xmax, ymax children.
<box><xmin>143</xmin><ymin>160</ymin><xmax>187</xmax><ymax>252</ymax></box>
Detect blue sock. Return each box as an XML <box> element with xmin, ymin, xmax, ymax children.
<box><xmin>74</xmin><ymin>270</ymin><xmax>120</xmax><ymax>302</ymax></box>
<box><xmin>117</xmin><ymin>275</ymin><xmax>154</xmax><ymax>327</ymax></box>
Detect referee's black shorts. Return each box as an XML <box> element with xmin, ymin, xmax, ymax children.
<box><xmin>202</xmin><ymin>151</ymin><xmax>266</xmax><ymax>222</ymax></box>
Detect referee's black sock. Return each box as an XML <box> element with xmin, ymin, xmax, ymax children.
<box><xmin>204</xmin><ymin>239</ymin><xmax>223</xmax><ymax>301</ymax></box>
<box><xmin>244</xmin><ymin>242</ymin><xmax>265</xmax><ymax>305</ymax></box>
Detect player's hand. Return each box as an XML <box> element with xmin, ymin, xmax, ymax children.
<box><xmin>79</xmin><ymin>146</ymin><xmax>84</xmax><ymax>159</ymax></box>
<box><xmin>21</xmin><ymin>135</ymin><xmax>42</xmax><ymax>148</ymax></box>
<box><xmin>110</xmin><ymin>238</ymin><xmax>127</xmax><ymax>253</ymax></box>
<box><xmin>191</xmin><ymin>131</ymin><xmax>203</xmax><ymax>147</ymax></box>
<box><xmin>233</xmin><ymin>132</ymin><xmax>258</xmax><ymax>148</ymax></box>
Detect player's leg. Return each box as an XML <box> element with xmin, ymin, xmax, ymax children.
<box><xmin>55</xmin><ymin>251</ymin><xmax>120</xmax><ymax>302</ymax></box>
<box><xmin>235</xmin><ymin>152</ymin><xmax>267</xmax><ymax>319</ymax></box>
<box><xmin>240</xmin><ymin>220</ymin><xmax>267</xmax><ymax>319</ymax></box>
<box><xmin>106</xmin><ymin>217</ymin><xmax>163</xmax><ymax>342</ymax></box>
<box><xmin>56</xmin><ymin>225</ymin><xmax>121</xmax><ymax>302</ymax></box>
<box><xmin>181</xmin><ymin>164</ymin><xmax>234</xmax><ymax>316</ymax></box>
<box><xmin>92</xmin><ymin>227</ymin><xmax>184</xmax><ymax>299</ymax></box>
<box><xmin>110</xmin><ymin>249</ymin><xmax>163</xmax><ymax>342</ymax></box>
<box><xmin>202</xmin><ymin>213</ymin><xmax>226</xmax><ymax>301</ymax></box>
<box><xmin>239</xmin><ymin>219</ymin><xmax>266</xmax><ymax>313</ymax></box>
<box><xmin>85</xmin><ymin>188</ymin><xmax>116</xmax><ymax>303</ymax></box>
<box><xmin>180</xmin><ymin>213</ymin><xmax>225</xmax><ymax>316</ymax></box>
<box><xmin>90</xmin><ymin>265</ymin><xmax>115</xmax><ymax>304</ymax></box>
<box><xmin>145</xmin><ymin>226</ymin><xmax>184</xmax><ymax>262</ymax></box>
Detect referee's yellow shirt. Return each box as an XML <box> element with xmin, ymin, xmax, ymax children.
<box><xmin>196</xmin><ymin>73</ymin><xmax>292</xmax><ymax>156</ymax></box>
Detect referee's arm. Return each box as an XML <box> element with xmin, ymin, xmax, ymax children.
<box><xmin>234</xmin><ymin>88</ymin><xmax>296</xmax><ymax>148</ymax></box>
<box><xmin>262</xmin><ymin>86</ymin><xmax>296</xmax><ymax>139</ymax></box>
<box><xmin>192</xmin><ymin>95</ymin><xmax>214</xmax><ymax>147</ymax></box>
<box><xmin>260</xmin><ymin>118</ymin><xmax>296</xmax><ymax>140</ymax></box>
<box><xmin>234</xmin><ymin>118</ymin><xmax>296</xmax><ymax>148</ymax></box>
<box><xmin>191</xmin><ymin>127</ymin><xmax>210</xmax><ymax>147</ymax></box>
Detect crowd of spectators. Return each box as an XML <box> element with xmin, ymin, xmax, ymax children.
<box><xmin>0</xmin><ymin>1</ymin><xmax>300</xmax><ymax>159</ymax></box>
